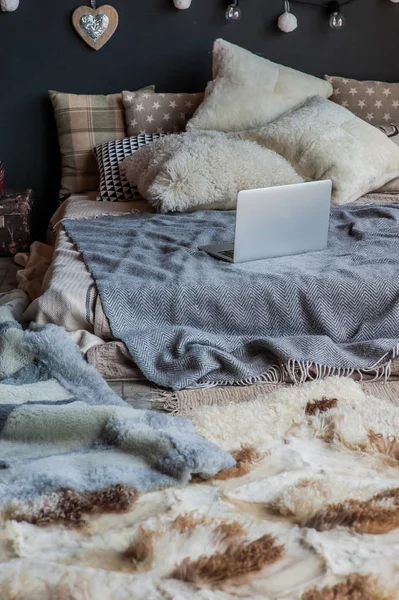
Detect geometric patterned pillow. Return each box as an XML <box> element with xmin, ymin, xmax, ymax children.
<box><xmin>94</xmin><ymin>133</ymin><xmax>165</xmax><ymax>202</ymax></box>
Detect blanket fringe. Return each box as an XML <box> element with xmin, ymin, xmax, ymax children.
<box><xmin>159</xmin><ymin>391</ymin><xmax>181</xmax><ymax>414</ymax></box>
<box><xmin>159</xmin><ymin>343</ymin><xmax>399</xmax><ymax>414</ymax></box>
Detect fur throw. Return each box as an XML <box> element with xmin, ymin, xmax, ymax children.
<box><xmin>0</xmin><ymin>291</ymin><xmax>234</xmax><ymax>509</ymax></box>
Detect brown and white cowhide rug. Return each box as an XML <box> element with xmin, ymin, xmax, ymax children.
<box><xmin>1</xmin><ymin>376</ymin><xmax>399</xmax><ymax>599</ymax></box>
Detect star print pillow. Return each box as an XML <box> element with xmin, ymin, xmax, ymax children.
<box><xmin>325</xmin><ymin>75</ymin><xmax>399</xmax><ymax>126</ymax></box>
<box><xmin>122</xmin><ymin>91</ymin><xmax>203</xmax><ymax>136</ymax></box>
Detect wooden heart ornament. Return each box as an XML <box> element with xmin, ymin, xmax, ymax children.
<box><xmin>72</xmin><ymin>5</ymin><xmax>118</xmax><ymax>51</ymax></box>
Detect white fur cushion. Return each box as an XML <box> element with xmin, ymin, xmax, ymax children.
<box><xmin>255</xmin><ymin>97</ymin><xmax>399</xmax><ymax>205</ymax></box>
<box><xmin>186</xmin><ymin>39</ymin><xmax>333</xmax><ymax>133</ymax></box>
<box><xmin>376</xmin><ymin>124</ymin><xmax>399</xmax><ymax>193</ymax></box>
<box><xmin>121</xmin><ymin>131</ymin><xmax>304</xmax><ymax>213</ymax></box>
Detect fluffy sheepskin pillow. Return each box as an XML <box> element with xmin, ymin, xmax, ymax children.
<box><xmin>255</xmin><ymin>97</ymin><xmax>399</xmax><ymax>205</ymax></box>
<box><xmin>121</xmin><ymin>131</ymin><xmax>304</xmax><ymax>213</ymax></box>
<box><xmin>186</xmin><ymin>39</ymin><xmax>333</xmax><ymax>133</ymax></box>
<box><xmin>375</xmin><ymin>124</ymin><xmax>399</xmax><ymax>194</ymax></box>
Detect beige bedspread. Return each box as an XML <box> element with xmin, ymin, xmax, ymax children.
<box><xmin>20</xmin><ymin>194</ymin><xmax>153</xmax><ymax>379</ymax></box>
<box><xmin>19</xmin><ymin>191</ymin><xmax>399</xmax><ymax>381</ymax></box>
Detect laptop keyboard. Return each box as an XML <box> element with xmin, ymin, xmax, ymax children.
<box><xmin>219</xmin><ymin>249</ymin><xmax>235</xmax><ymax>259</ymax></box>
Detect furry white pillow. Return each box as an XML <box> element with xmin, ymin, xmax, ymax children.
<box><xmin>375</xmin><ymin>124</ymin><xmax>399</xmax><ymax>193</ymax></box>
<box><xmin>186</xmin><ymin>39</ymin><xmax>333</xmax><ymax>133</ymax></box>
<box><xmin>121</xmin><ymin>131</ymin><xmax>304</xmax><ymax>213</ymax></box>
<box><xmin>255</xmin><ymin>97</ymin><xmax>399</xmax><ymax>205</ymax></box>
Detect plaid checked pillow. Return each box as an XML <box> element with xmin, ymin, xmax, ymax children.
<box><xmin>49</xmin><ymin>87</ymin><xmax>154</xmax><ymax>199</ymax></box>
<box><xmin>95</xmin><ymin>133</ymin><xmax>166</xmax><ymax>202</ymax></box>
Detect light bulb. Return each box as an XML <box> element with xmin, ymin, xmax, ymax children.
<box><xmin>225</xmin><ymin>2</ymin><xmax>242</xmax><ymax>22</ymax></box>
<box><xmin>329</xmin><ymin>11</ymin><xmax>345</xmax><ymax>28</ymax></box>
<box><xmin>327</xmin><ymin>1</ymin><xmax>345</xmax><ymax>29</ymax></box>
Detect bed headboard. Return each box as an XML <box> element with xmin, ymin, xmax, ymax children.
<box><xmin>0</xmin><ymin>0</ymin><xmax>397</xmax><ymax>238</ymax></box>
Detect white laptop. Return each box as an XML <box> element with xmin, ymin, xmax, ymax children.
<box><xmin>199</xmin><ymin>180</ymin><xmax>332</xmax><ymax>264</ymax></box>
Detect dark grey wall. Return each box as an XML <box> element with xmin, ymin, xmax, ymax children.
<box><xmin>0</xmin><ymin>0</ymin><xmax>398</xmax><ymax>237</ymax></box>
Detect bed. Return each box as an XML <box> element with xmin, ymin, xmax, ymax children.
<box><xmin>16</xmin><ymin>190</ymin><xmax>399</xmax><ymax>386</ymax></box>
<box><xmin>16</xmin><ymin>42</ymin><xmax>399</xmax><ymax>389</ymax></box>
<box><xmin>19</xmin><ymin>194</ymin><xmax>152</xmax><ymax>380</ymax></box>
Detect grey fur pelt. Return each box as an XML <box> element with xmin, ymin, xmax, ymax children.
<box><xmin>0</xmin><ymin>291</ymin><xmax>234</xmax><ymax>509</ymax></box>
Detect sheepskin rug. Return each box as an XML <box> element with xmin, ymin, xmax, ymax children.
<box><xmin>2</xmin><ymin>376</ymin><xmax>399</xmax><ymax>599</ymax></box>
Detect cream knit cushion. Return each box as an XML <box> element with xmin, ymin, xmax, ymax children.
<box><xmin>121</xmin><ymin>130</ymin><xmax>304</xmax><ymax>213</ymax></box>
<box><xmin>256</xmin><ymin>97</ymin><xmax>399</xmax><ymax>205</ymax></box>
<box><xmin>186</xmin><ymin>39</ymin><xmax>333</xmax><ymax>132</ymax></box>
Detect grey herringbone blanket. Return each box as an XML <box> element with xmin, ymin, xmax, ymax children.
<box><xmin>64</xmin><ymin>203</ymin><xmax>399</xmax><ymax>390</ymax></box>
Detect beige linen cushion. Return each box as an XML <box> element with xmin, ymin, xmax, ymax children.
<box><xmin>121</xmin><ymin>131</ymin><xmax>304</xmax><ymax>213</ymax></box>
<box><xmin>325</xmin><ymin>75</ymin><xmax>399</xmax><ymax>126</ymax></box>
<box><xmin>256</xmin><ymin>96</ymin><xmax>399</xmax><ymax>205</ymax></box>
<box><xmin>123</xmin><ymin>91</ymin><xmax>203</xmax><ymax>136</ymax></box>
<box><xmin>50</xmin><ymin>87</ymin><xmax>154</xmax><ymax>198</ymax></box>
<box><xmin>186</xmin><ymin>39</ymin><xmax>332</xmax><ymax>133</ymax></box>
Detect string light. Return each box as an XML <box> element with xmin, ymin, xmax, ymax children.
<box><xmin>277</xmin><ymin>0</ymin><xmax>298</xmax><ymax>32</ymax></box>
<box><xmin>328</xmin><ymin>0</ymin><xmax>345</xmax><ymax>28</ymax></box>
<box><xmin>225</xmin><ymin>0</ymin><xmax>242</xmax><ymax>22</ymax></box>
<box><xmin>278</xmin><ymin>0</ymin><xmax>358</xmax><ymax>31</ymax></box>
<box><xmin>173</xmin><ymin>0</ymin><xmax>192</xmax><ymax>8</ymax></box>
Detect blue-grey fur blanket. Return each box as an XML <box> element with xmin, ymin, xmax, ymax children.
<box><xmin>0</xmin><ymin>291</ymin><xmax>234</xmax><ymax>509</ymax></box>
<box><xmin>64</xmin><ymin>203</ymin><xmax>399</xmax><ymax>391</ymax></box>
